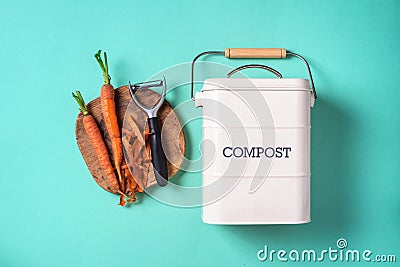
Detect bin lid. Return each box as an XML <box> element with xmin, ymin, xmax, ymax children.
<box><xmin>201</xmin><ymin>78</ymin><xmax>311</xmax><ymax>91</ymax></box>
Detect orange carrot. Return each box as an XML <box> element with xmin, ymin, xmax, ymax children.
<box><xmin>72</xmin><ymin>91</ymin><xmax>119</xmax><ymax>193</ymax></box>
<box><xmin>94</xmin><ymin>50</ymin><xmax>123</xmax><ymax>192</ymax></box>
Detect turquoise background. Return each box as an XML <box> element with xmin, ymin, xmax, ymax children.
<box><xmin>0</xmin><ymin>0</ymin><xmax>399</xmax><ymax>266</ymax></box>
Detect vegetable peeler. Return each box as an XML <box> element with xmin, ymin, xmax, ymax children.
<box><xmin>128</xmin><ymin>78</ymin><xmax>168</xmax><ymax>187</ymax></box>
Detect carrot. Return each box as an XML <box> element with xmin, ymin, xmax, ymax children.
<box><xmin>94</xmin><ymin>50</ymin><xmax>123</xmax><ymax>192</ymax></box>
<box><xmin>72</xmin><ymin>91</ymin><xmax>119</xmax><ymax>193</ymax></box>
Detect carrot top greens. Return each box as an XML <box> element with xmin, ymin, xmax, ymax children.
<box><xmin>72</xmin><ymin>90</ymin><xmax>89</xmax><ymax>115</ymax></box>
<box><xmin>94</xmin><ymin>50</ymin><xmax>111</xmax><ymax>84</ymax></box>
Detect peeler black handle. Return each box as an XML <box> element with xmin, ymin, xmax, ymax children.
<box><xmin>147</xmin><ymin>117</ymin><xmax>168</xmax><ymax>187</ymax></box>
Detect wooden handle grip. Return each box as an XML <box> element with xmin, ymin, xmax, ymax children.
<box><xmin>225</xmin><ymin>48</ymin><xmax>286</xmax><ymax>59</ymax></box>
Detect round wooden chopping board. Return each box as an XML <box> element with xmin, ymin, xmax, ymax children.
<box><xmin>75</xmin><ymin>85</ymin><xmax>185</xmax><ymax>194</ymax></box>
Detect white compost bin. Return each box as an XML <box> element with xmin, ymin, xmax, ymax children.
<box><xmin>195</xmin><ymin>69</ymin><xmax>314</xmax><ymax>224</ymax></box>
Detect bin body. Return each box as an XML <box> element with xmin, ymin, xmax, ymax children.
<box><xmin>195</xmin><ymin>78</ymin><xmax>312</xmax><ymax>224</ymax></box>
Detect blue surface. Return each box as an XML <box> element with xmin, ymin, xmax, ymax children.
<box><xmin>0</xmin><ymin>0</ymin><xmax>399</xmax><ymax>266</ymax></box>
